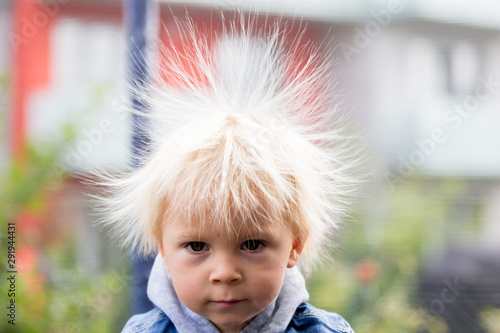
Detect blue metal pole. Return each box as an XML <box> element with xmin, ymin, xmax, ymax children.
<box><xmin>125</xmin><ymin>0</ymin><xmax>155</xmax><ymax>315</ymax></box>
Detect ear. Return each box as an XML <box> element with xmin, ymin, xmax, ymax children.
<box><xmin>287</xmin><ymin>236</ymin><xmax>306</xmax><ymax>268</ymax></box>
<box><xmin>154</xmin><ymin>230</ymin><xmax>169</xmax><ymax>270</ymax></box>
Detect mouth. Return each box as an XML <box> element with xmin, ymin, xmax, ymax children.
<box><xmin>211</xmin><ymin>300</ymin><xmax>244</xmax><ymax>308</ymax></box>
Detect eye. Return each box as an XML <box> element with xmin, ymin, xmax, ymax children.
<box><xmin>241</xmin><ymin>240</ymin><xmax>263</xmax><ymax>251</ymax></box>
<box><xmin>187</xmin><ymin>242</ymin><xmax>208</xmax><ymax>252</ymax></box>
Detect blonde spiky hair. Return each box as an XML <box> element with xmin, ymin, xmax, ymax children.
<box><xmin>96</xmin><ymin>13</ymin><xmax>362</xmax><ymax>274</ymax></box>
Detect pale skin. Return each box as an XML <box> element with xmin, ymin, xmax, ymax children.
<box><xmin>155</xmin><ymin>218</ymin><xmax>305</xmax><ymax>333</ymax></box>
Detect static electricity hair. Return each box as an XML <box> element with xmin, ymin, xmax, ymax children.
<box><xmin>95</xmin><ymin>14</ymin><xmax>362</xmax><ymax>274</ymax></box>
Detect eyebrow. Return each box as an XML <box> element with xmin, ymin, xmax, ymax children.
<box><xmin>176</xmin><ymin>230</ymin><xmax>206</xmax><ymax>239</ymax></box>
<box><xmin>175</xmin><ymin>227</ymin><xmax>274</xmax><ymax>240</ymax></box>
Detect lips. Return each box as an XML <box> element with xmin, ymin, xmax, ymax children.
<box><xmin>212</xmin><ymin>300</ymin><xmax>244</xmax><ymax>308</ymax></box>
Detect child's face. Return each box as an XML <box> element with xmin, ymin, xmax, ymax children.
<box><xmin>156</xmin><ymin>217</ymin><xmax>304</xmax><ymax>333</ymax></box>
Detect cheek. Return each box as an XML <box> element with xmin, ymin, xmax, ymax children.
<box><xmin>172</xmin><ymin>275</ymin><xmax>196</xmax><ymax>300</ymax></box>
<box><xmin>247</xmin><ymin>263</ymin><xmax>287</xmax><ymax>307</ymax></box>
<box><xmin>164</xmin><ymin>257</ymin><xmax>207</xmax><ymax>311</ymax></box>
<box><xmin>248</xmin><ymin>246</ymin><xmax>293</xmax><ymax>305</ymax></box>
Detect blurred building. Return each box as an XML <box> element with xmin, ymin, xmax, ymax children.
<box><xmin>3</xmin><ymin>0</ymin><xmax>500</xmax><ymax>329</ymax></box>
<box><xmin>4</xmin><ymin>0</ymin><xmax>127</xmax><ymax>274</ymax></box>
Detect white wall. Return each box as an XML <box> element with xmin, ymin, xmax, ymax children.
<box><xmin>27</xmin><ymin>18</ymin><xmax>132</xmax><ymax>172</ymax></box>
<box><xmin>366</xmin><ymin>25</ymin><xmax>500</xmax><ymax>177</ymax></box>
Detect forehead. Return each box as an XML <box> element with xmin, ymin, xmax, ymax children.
<box><xmin>162</xmin><ymin>209</ymin><xmax>290</xmax><ymax>240</ymax></box>
<box><xmin>169</xmin><ymin>222</ymin><xmax>287</xmax><ymax>240</ymax></box>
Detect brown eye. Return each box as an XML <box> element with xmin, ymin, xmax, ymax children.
<box><xmin>188</xmin><ymin>242</ymin><xmax>207</xmax><ymax>252</ymax></box>
<box><xmin>242</xmin><ymin>240</ymin><xmax>263</xmax><ymax>251</ymax></box>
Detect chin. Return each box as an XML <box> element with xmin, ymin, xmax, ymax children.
<box><xmin>209</xmin><ymin>314</ymin><xmax>255</xmax><ymax>331</ymax></box>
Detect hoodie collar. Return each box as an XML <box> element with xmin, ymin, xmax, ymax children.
<box><xmin>147</xmin><ymin>254</ymin><xmax>309</xmax><ymax>333</ymax></box>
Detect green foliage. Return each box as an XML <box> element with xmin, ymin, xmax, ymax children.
<box><xmin>0</xmin><ymin>146</ymin><xmax>130</xmax><ymax>332</ymax></box>
<box><xmin>16</xmin><ymin>243</ymin><xmax>131</xmax><ymax>333</ymax></box>
<box><xmin>1</xmin><ymin>253</ymin><xmax>130</xmax><ymax>333</ymax></box>
<box><xmin>0</xmin><ymin>75</ymin><xmax>130</xmax><ymax>332</ymax></box>
<box><xmin>308</xmin><ymin>176</ymin><xmax>469</xmax><ymax>333</ymax></box>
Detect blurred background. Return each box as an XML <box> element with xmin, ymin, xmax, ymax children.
<box><xmin>1</xmin><ymin>0</ymin><xmax>500</xmax><ymax>332</ymax></box>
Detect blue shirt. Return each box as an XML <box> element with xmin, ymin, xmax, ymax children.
<box><xmin>122</xmin><ymin>302</ymin><xmax>354</xmax><ymax>333</ymax></box>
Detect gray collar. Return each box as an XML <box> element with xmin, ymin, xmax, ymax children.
<box><xmin>147</xmin><ymin>254</ymin><xmax>309</xmax><ymax>332</ymax></box>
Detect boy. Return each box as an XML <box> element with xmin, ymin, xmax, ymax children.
<box><xmin>98</xmin><ymin>16</ymin><xmax>358</xmax><ymax>332</ymax></box>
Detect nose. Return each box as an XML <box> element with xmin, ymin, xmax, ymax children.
<box><xmin>209</xmin><ymin>254</ymin><xmax>243</xmax><ymax>285</ymax></box>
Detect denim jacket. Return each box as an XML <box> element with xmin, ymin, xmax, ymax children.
<box><xmin>122</xmin><ymin>302</ymin><xmax>354</xmax><ymax>333</ymax></box>
<box><xmin>124</xmin><ymin>255</ymin><xmax>354</xmax><ymax>333</ymax></box>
